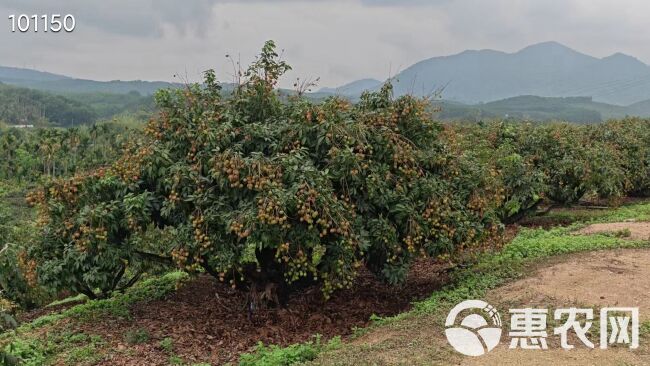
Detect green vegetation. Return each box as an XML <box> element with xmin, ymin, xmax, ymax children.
<box><xmin>64</xmin><ymin>91</ymin><xmax>155</xmax><ymax>121</ymax></box>
<box><xmin>25</xmin><ymin>41</ymin><xmax>499</xmax><ymax>303</ymax></box>
<box><xmin>0</xmin><ymin>272</ymin><xmax>188</xmax><ymax>365</ymax></box>
<box><xmin>436</xmin><ymin>96</ymin><xmax>628</xmax><ymax>123</ymax></box>
<box><xmin>239</xmin><ymin>336</ymin><xmax>341</xmax><ymax>366</ymax></box>
<box><xmin>298</xmin><ymin>202</ymin><xmax>650</xmax><ymax>365</ymax></box>
<box><xmin>1</xmin><ymin>41</ymin><xmax>650</xmax><ymax>365</ymax></box>
<box><xmin>159</xmin><ymin>337</ymin><xmax>174</xmax><ymax>353</ymax></box>
<box><xmin>0</xmin><ymin>84</ymin><xmax>95</xmax><ymax>127</ymax></box>
<box><xmin>0</xmin><ymin>122</ymin><xmax>143</xmax><ymax>312</ymax></box>
<box><xmin>451</xmin><ymin>118</ymin><xmax>650</xmax><ymax>214</ymax></box>
<box><xmin>0</xmin><ymin>121</ymin><xmax>139</xmax><ymax>182</ymax></box>
<box><xmin>0</xmin><ymin>83</ymin><xmax>154</xmax><ymax>127</ymax></box>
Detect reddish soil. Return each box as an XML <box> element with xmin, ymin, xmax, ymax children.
<box><xmin>81</xmin><ymin>259</ymin><xmax>452</xmax><ymax>365</ymax></box>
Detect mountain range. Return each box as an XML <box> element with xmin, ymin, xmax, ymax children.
<box><xmin>5</xmin><ymin>42</ymin><xmax>650</xmax><ymax>124</ymax></box>
<box><xmin>0</xmin><ymin>66</ymin><xmax>180</xmax><ymax>95</ymax></box>
<box><xmin>321</xmin><ymin>41</ymin><xmax>650</xmax><ymax>106</ymax></box>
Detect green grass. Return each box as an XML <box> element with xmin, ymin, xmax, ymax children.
<box><xmin>1</xmin><ymin>271</ymin><xmax>189</xmax><ymax>365</ymax></box>
<box><xmin>595</xmin><ymin>202</ymin><xmax>650</xmax><ymax>222</ymax></box>
<box><xmin>239</xmin><ymin>336</ymin><xmax>341</xmax><ymax>366</ymax></box>
<box><xmin>520</xmin><ymin>199</ymin><xmax>650</xmax><ymax>228</ymax></box>
<box><xmin>159</xmin><ymin>337</ymin><xmax>174</xmax><ymax>353</ymax></box>
<box><xmin>45</xmin><ymin>294</ymin><xmax>88</xmax><ymax>308</ymax></box>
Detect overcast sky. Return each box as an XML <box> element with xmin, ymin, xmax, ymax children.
<box><xmin>2</xmin><ymin>0</ymin><xmax>650</xmax><ymax>88</ymax></box>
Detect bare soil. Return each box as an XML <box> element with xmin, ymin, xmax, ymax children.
<box><xmin>576</xmin><ymin>221</ymin><xmax>650</xmax><ymax>241</ymax></box>
<box><xmin>76</xmin><ymin>259</ymin><xmax>453</xmax><ymax>365</ymax></box>
<box><xmin>462</xmin><ymin>247</ymin><xmax>650</xmax><ymax>366</ymax></box>
<box><xmin>312</xmin><ymin>223</ymin><xmax>650</xmax><ymax>366</ymax></box>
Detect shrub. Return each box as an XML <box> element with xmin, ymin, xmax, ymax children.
<box><xmin>518</xmin><ymin>123</ymin><xmax>592</xmax><ymax>204</ymax></box>
<box><xmin>239</xmin><ymin>335</ymin><xmax>340</xmax><ymax>366</ymax></box>
<box><xmin>0</xmin><ymin>187</ymin><xmax>47</xmax><ymax>309</ymax></box>
<box><xmin>27</xmin><ymin>41</ymin><xmax>496</xmax><ymax>299</ymax></box>
<box><xmin>592</xmin><ymin>118</ymin><xmax>650</xmax><ymax>197</ymax></box>
<box><xmin>140</xmin><ymin>41</ymin><xmax>495</xmax><ymax>296</ymax></box>
<box><xmin>26</xmin><ymin>172</ymin><xmax>170</xmax><ymax>299</ymax></box>
<box><xmin>514</xmin><ymin>122</ymin><xmax>630</xmax><ymax>205</ymax></box>
<box><xmin>450</xmin><ymin>122</ymin><xmax>547</xmax><ymax>223</ymax></box>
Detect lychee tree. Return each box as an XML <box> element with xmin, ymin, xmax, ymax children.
<box><xmin>28</xmin><ymin>41</ymin><xmax>497</xmax><ymax>300</ymax></box>
<box><xmin>140</xmin><ymin>41</ymin><xmax>496</xmax><ymax>297</ymax></box>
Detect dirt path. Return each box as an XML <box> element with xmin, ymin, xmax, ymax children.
<box><xmin>462</xmin><ymin>248</ymin><xmax>650</xmax><ymax>366</ymax></box>
<box><xmin>314</xmin><ymin>222</ymin><xmax>650</xmax><ymax>366</ymax></box>
<box><xmin>576</xmin><ymin>221</ymin><xmax>650</xmax><ymax>241</ymax></box>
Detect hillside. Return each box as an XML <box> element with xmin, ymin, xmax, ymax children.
<box><xmin>434</xmin><ymin>95</ymin><xmax>650</xmax><ymax>123</ymax></box>
<box><xmin>0</xmin><ymin>66</ymin><xmax>179</xmax><ymax>96</ymax></box>
<box><xmin>319</xmin><ymin>78</ymin><xmax>383</xmax><ymax>97</ymax></box>
<box><xmin>0</xmin><ymin>83</ymin><xmax>155</xmax><ymax>126</ymax></box>
<box><xmin>326</xmin><ymin>42</ymin><xmax>650</xmax><ymax>105</ymax></box>
<box><xmin>0</xmin><ymin>83</ymin><xmax>96</xmax><ymax>126</ymax></box>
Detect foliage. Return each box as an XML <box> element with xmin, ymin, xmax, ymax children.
<box><xmin>157</xmin><ymin>41</ymin><xmax>496</xmax><ymax>294</ymax></box>
<box><xmin>0</xmin><ymin>122</ymin><xmax>136</xmax><ymax>182</ymax></box>
<box><xmin>0</xmin><ymin>82</ymin><xmax>156</xmax><ymax>128</ymax></box>
<box><xmin>304</xmin><ymin>203</ymin><xmax>650</xmax><ymax>365</ymax></box>
<box><xmin>239</xmin><ymin>335</ymin><xmax>341</xmax><ymax>366</ymax></box>
<box><xmin>0</xmin><ymin>122</ymin><xmax>139</xmax><ymax>312</ymax></box>
<box><xmin>64</xmin><ymin>91</ymin><xmax>155</xmax><ymax>121</ymax></box>
<box><xmin>591</xmin><ymin>118</ymin><xmax>650</xmax><ymax>197</ymax></box>
<box><xmin>0</xmin><ymin>84</ymin><xmax>96</xmax><ymax>127</ymax></box>
<box><xmin>452</xmin><ymin>120</ymin><xmax>649</xmax><ymax>211</ymax></box>
<box><xmin>26</xmin><ymin>172</ymin><xmax>167</xmax><ymax>299</ymax></box>
<box><xmin>0</xmin><ymin>184</ymin><xmax>47</xmax><ymax>309</ymax></box>
<box><xmin>27</xmin><ymin>41</ymin><xmax>496</xmax><ymax>299</ymax></box>
<box><xmin>449</xmin><ymin>122</ymin><xmax>546</xmax><ymax>222</ymax></box>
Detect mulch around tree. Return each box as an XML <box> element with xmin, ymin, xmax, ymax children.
<box><xmin>82</xmin><ymin>259</ymin><xmax>452</xmax><ymax>365</ymax></box>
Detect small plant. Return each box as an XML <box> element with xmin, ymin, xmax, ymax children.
<box><xmin>124</xmin><ymin>328</ymin><xmax>150</xmax><ymax>345</ymax></box>
<box><xmin>614</xmin><ymin>228</ymin><xmax>632</xmax><ymax>238</ymax></box>
<box><xmin>159</xmin><ymin>337</ymin><xmax>173</xmax><ymax>353</ymax></box>
<box><xmin>239</xmin><ymin>335</ymin><xmax>341</xmax><ymax>366</ymax></box>
<box><xmin>169</xmin><ymin>355</ymin><xmax>184</xmax><ymax>365</ymax></box>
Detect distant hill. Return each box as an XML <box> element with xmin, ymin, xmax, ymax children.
<box><xmin>0</xmin><ymin>83</ymin><xmax>156</xmax><ymax>126</ymax></box>
<box><xmin>319</xmin><ymin>78</ymin><xmax>383</xmax><ymax>97</ymax></box>
<box><xmin>0</xmin><ymin>66</ymin><xmax>71</xmax><ymax>83</ymax></box>
<box><xmin>0</xmin><ymin>83</ymin><xmax>96</xmax><ymax>126</ymax></box>
<box><xmin>325</xmin><ymin>42</ymin><xmax>650</xmax><ymax>106</ymax></box>
<box><xmin>0</xmin><ymin>66</ymin><xmax>180</xmax><ymax>95</ymax></box>
<box><xmin>434</xmin><ymin>95</ymin><xmax>650</xmax><ymax>123</ymax></box>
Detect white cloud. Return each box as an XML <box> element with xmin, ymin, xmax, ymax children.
<box><xmin>1</xmin><ymin>0</ymin><xmax>650</xmax><ymax>88</ymax></box>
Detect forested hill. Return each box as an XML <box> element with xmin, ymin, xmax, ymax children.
<box><xmin>0</xmin><ymin>66</ymin><xmax>179</xmax><ymax>96</ymax></box>
<box><xmin>0</xmin><ymin>83</ymin><xmax>96</xmax><ymax>126</ymax></box>
<box><xmin>0</xmin><ymin>83</ymin><xmax>154</xmax><ymax>127</ymax></box>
